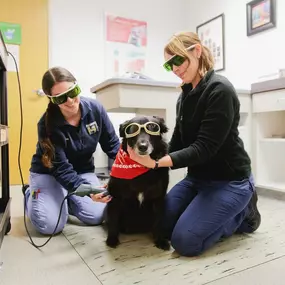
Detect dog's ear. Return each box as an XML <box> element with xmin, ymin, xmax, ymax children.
<box><xmin>153</xmin><ymin>116</ymin><xmax>168</xmax><ymax>134</ymax></box>
<box><xmin>119</xmin><ymin>120</ymin><xmax>129</xmax><ymax>138</ymax></box>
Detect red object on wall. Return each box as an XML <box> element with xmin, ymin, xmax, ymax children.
<box><xmin>106</xmin><ymin>15</ymin><xmax>147</xmax><ymax>47</ymax></box>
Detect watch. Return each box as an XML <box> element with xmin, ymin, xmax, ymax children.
<box><xmin>154</xmin><ymin>160</ymin><xmax>159</xmax><ymax>169</ymax></box>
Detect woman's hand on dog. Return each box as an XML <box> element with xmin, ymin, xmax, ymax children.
<box><xmin>127</xmin><ymin>145</ymin><xmax>155</xmax><ymax>168</ymax></box>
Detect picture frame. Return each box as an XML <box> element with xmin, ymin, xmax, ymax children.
<box><xmin>196</xmin><ymin>13</ymin><xmax>225</xmax><ymax>72</ymax></box>
<box><xmin>246</xmin><ymin>0</ymin><xmax>276</xmax><ymax>36</ymax></box>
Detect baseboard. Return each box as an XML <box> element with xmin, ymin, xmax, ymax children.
<box><xmin>256</xmin><ymin>186</ymin><xmax>285</xmax><ymax>201</ymax></box>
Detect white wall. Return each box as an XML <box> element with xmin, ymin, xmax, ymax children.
<box><xmin>187</xmin><ymin>0</ymin><xmax>285</xmax><ymax>90</ymax></box>
<box><xmin>48</xmin><ymin>0</ymin><xmax>187</xmax><ymax>94</ymax></box>
<box><xmin>48</xmin><ymin>0</ymin><xmax>188</xmax><ymax>167</ymax></box>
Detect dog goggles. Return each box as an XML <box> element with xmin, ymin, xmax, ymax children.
<box><xmin>125</xmin><ymin>122</ymin><xmax>161</xmax><ymax>138</ymax></box>
<box><xmin>46</xmin><ymin>83</ymin><xmax>81</xmax><ymax>105</ymax></box>
<box><xmin>163</xmin><ymin>44</ymin><xmax>196</xmax><ymax>71</ymax></box>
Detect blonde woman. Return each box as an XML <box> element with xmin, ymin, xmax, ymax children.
<box><xmin>127</xmin><ymin>32</ymin><xmax>261</xmax><ymax>256</ymax></box>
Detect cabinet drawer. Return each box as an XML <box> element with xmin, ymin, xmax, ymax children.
<box><xmin>252</xmin><ymin>90</ymin><xmax>285</xmax><ymax>113</ymax></box>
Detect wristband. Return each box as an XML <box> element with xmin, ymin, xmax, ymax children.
<box><xmin>154</xmin><ymin>160</ymin><xmax>159</xmax><ymax>169</ymax></box>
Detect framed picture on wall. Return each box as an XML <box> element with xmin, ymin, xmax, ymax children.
<box><xmin>196</xmin><ymin>13</ymin><xmax>225</xmax><ymax>72</ymax></box>
<box><xmin>246</xmin><ymin>0</ymin><xmax>276</xmax><ymax>36</ymax></box>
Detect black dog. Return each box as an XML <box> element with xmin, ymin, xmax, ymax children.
<box><xmin>105</xmin><ymin>115</ymin><xmax>170</xmax><ymax>250</ymax></box>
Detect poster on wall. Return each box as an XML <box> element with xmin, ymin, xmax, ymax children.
<box><xmin>104</xmin><ymin>14</ymin><xmax>147</xmax><ymax>78</ymax></box>
<box><xmin>196</xmin><ymin>14</ymin><xmax>225</xmax><ymax>71</ymax></box>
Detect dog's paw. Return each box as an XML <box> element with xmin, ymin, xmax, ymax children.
<box><xmin>106</xmin><ymin>236</ymin><xmax>119</xmax><ymax>248</ymax></box>
<box><xmin>154</xmin><ymin>238</ymin><xmax>170</xmax><ymax>251</ymax></box>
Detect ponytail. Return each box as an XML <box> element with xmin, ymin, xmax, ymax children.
<box><xmin>41</xmin><ymin>102</ymin><xmax>56</xmax><ymax>168</ymax></box>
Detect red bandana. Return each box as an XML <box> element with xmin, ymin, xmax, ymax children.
<box><xmin>110</xmin><ymin>147</ymin><xmax>150</xmax><ymax>179</ymax></box>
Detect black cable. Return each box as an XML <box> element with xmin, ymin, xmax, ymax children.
<box><xmin>8</xmin><ymin>51</ymin><xmax>73</xmax><ymax>250</ymax></box>
<box><xmin>8</xmin><ymin>51</ymin><xmax>24</xmax><ymax>188</ymax></box>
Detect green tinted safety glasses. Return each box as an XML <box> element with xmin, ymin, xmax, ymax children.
<box><xmin>47</xmin><ymin>83</ymin><xmax>81</xmax><ymax>105</ymax></box>
<box><xmin>163</xmin><ymin>44</ymin><xmax>196</xmax><ymax>72</ymax></box>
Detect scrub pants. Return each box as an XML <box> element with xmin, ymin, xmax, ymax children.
<box><xmin>24</xmin><ymin>172</ymin><xmax>106</xmax><ymax>235</ymax></box>
<box><xmin>162</xmin><ymin>174</ymin><xmax>257</xmax><ymax>257</ymax></box>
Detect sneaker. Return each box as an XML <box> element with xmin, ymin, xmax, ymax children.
<box><xmin>245</xmin><ymin>190</ymin><xmax>261</xmax><ymax>232</ymax></box>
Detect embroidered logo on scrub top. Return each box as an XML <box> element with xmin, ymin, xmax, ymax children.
<box><xmin>86</xmin><ymin>121</ymin><xmax>99</xmax><ymax>135</ymax></box>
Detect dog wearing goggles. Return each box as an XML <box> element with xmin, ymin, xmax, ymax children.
<box><xmin>105</xmin><ymin>115</ymin><xmax>170</xmax><ymax>251</ymax></box>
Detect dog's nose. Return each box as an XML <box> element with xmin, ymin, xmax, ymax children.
<box><xmin>138</xmin><ymin>143</ymin><xmax>148</xmax><ymax>152</ymax></box>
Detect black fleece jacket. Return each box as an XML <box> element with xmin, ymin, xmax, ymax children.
<box><xmin>168</xmin><ymin>69</ymin><xmax>251</xmax><ymax>181</ymax></box>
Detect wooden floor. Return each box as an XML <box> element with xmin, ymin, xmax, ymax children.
<box><xmin>1</xmin><ymin>186</ymin><xmax>285</xmax><ymax>285</ymax></box>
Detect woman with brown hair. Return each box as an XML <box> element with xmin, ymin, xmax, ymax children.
<box><xmin>127</xmin><ymin>32</ymin><xmax>261</xmax><ymax>256</ymax></box>
<box><xmin>23</xmin><ymin>66</ymin><xmax>120</xmax><ymax>235</ymax></box>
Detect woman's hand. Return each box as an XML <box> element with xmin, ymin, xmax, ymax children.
<box><xmin>90</xmin><ymin>184</ymin><xmax>112</xmax><ymax>203</ymax></box>
<box><xmin>127</xmin><ymin>145</ymin><xmax>155</xmax><ymax>169</ymax></box>
<box><xmin>90</xmin><ymin>192</ymin><xmax>112</xmax><ymax>203</ymax></box>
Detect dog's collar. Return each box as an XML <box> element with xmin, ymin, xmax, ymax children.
<box><xmin>110</xmin><ymin>146</ymin><xmax>150</xmax><ymax>179</ymax></box>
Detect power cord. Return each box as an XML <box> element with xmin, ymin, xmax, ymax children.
<box><xmin>8</xmin><ymin>52</ymin><xmax>108</xmax><ymax>250</ymax></box>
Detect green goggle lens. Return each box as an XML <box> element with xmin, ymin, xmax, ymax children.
<box><xmin>48</xmin><ymin>84</ymin><xmax>81</xmax><ymax>105</ymax></box>
<box><xmin>163</xmin><ymin>55</ymin><xmax>186</xmax><ymax>72</ymax></box>
<box><xmin>163</xmin><ymin>44</ymin><xmax>196</xmax><ymax>72</ymax></box>
<box><xmin>125</xmin><ymin>122</ymin><xmax>161</xmax><ymax>138</ymax></box>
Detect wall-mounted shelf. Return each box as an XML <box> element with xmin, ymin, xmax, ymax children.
<box><xmin>0</xmin><ymin>124</ymin><xmax>8</xmax><ymax>146</ymax></box>
<box><xmin>0</xmin><ymin>31</ymin><xmax>11</xmax><ymax>250</ymax></box>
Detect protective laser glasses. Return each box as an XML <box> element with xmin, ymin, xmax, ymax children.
<box><xmin>163</xmin><ymin>44</ymin><xmax>196</xmax><ymax>72</ymax></box>
<box><xmin>46</xmin><ymin>83</ymin><xmax>81</xmax><ymax>105</ymax></box>
<box><xmin>125</xmin><ymin>122</ymin><xmax>161</xmax><ymax>138</ymax></box>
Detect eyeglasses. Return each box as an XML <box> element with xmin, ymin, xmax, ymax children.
<box><xmin>163</xmin><ymin>44</ymin><xmax>196</xmax><ymax>72</ymax></box>
<box><xmin>46</xmin><ymin>83</ymin><xmax>81</xmax><ymax>105</ymax></box>
<box><xmin>125</xmin><ymin>122</ymin><xmax>161</xmax><ymax>138</ymax></box>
